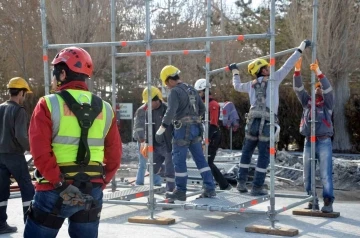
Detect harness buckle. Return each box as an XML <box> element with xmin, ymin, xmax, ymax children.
<box><xmin>174</xmin><ymin>120</ymin><xmax>182</xmax><ymax>130</ymax></box>
<box><xmin>80</xmin><ymin>119</ymin><xmax>92</xmax><ymax>129</ymax></box>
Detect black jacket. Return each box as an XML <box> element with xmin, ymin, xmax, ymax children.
<box><xmin>145</xmin><ymin>102</ymin><xmax>173</xmax><ymax>153</ymax></box>
<box><xmin>0</xmin><ymin>100</ymin><xmax>29</xmax><ymax>154</ymax></box>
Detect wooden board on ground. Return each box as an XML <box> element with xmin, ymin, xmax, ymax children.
<box><xmin>292</xmin><ymin>209</ymin><xmax>340</xmax><ymax>218</ymax></box>
<box><xmin>245</xmin><ymin>225</ymin><xmax>298</xmax><ymax>237</ymax></box>
<box><xmin>128</xmin><ymin>216</ymin><xmax>175</xmax><ymax>225</ymax></box>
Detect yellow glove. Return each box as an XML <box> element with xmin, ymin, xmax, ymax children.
<box><xmin>140</xmin><ymin>143</ymin><xmax>148</xmax><ymax>159</ymax></box>
<box><xmin>310</xmin><ymin>59</ymin><xmax>322</xmax><ymax>76</ymax></box>
<box><xmin>294</xmin><ymin>57</ymin><xmax>302</xmax><ymax>71</ymax></box>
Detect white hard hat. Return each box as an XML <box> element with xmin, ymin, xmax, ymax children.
<box><xmin>194</xmin><ymin>78</ymin><xmax>210</xmax><ymax>91</ymax></box>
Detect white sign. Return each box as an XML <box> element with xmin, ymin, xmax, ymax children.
<box><xmin>117</xmin><ymin>103</ymin><xmax>133</xmax><ymax>120</ymax></box>
<box><xmin>219</xmin><ymin>102</ymin><xmax>225</xmax><ymax>121</ymax></box>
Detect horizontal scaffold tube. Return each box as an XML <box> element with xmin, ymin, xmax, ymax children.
<box><xmin>150</xmin><ymin>33</ymin><xmax>269</xmax><ymax>44</ymax></box>
<box><xmin>47</xmin><ymin>40</ymin><xmax>145</xmax><ymax>49</ymax></box>
<box><xmin>115</xmin><ymin>50</ymin><xmax>206</xmax><ymax>57</ymax></box>
<box><xmin>209</xmin><ymin>47</ymin><xmax>298</xmax><ymax>75</ymax></box>
<box><xmin>47</xmin><ymin>33</ymin><xmax>269</xmax><ymax>49</ymax></box>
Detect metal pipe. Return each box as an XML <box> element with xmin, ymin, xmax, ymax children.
<box><xmin>204</xmin><ymin>0</ymin><xmax>212</xmax><ymax>163</ymax></box>
<box><xmin>40</xmin><ymin>0</ymin><xmax>50</xmax><ymax>95</ymax></box>
<box><xmin>103</xmin><ymin>200</ymin><xmax>149</xmax><ymax>206</ymax></box>
<box><xmin>269</xmin><ymin>0</ymin><xmax>276</xmax><ymax>229</ymax></box>
<box><xmin>209</xmin><ymin>47</ymin><xmax>297</xmax><ymax>75</ymax></box>
<box><xmin>110</xmin><ymin>0</ymin><xmax>116</xmax><ymax>118</ymax></box>
<box><xmin>275</xmin><ymin>165</ymin><xmax>303</xmax><ymax>172</ymax></box>
<box><xmin>47</xmin><ymin>33</ymin><xmax>269</xmax><ymax>50</ymax></box>
<box><xmin>151</xmin><ymin>33</ymin><xmax>269</xmax><ymax>44</ymax></box>
<box><xmin>48</xmin><ymin>40</ymin><xmax>145</xmax><ymax>49</ymax></box>
<box><xmin>275</xmin><ymin>196</ymin><xmax>314</xmax><ymax>214</ymax></box>
<box><xmin>115</xmin><ymin>49</ymin><xmax>206</xmax><ymax>58</ymax></box>
<box><xmin>310</xmin><ymin>0</ymin><xmax>319</xmax><ymax>212</ymax></box>
<box><xmin>109</xmin><ymin>0</ymin><xmax>117</xmax><ymax>192</ymax></box>
<box><xmin>275</xmin><ymin>193</ymin><xmax>311</xmax><ymax>199</ymax></box>
<box><xmin>144</xmin><ymin>0</ymin><xmax>155</xmax><ymax>219</ymax></box>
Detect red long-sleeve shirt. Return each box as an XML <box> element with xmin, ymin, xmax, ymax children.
<box><xmin>29</xmin><ymin>81</ymin><xmax>122</xmax><ymax>191</ymax></box>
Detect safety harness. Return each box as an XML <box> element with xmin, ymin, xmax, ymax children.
<box><xmin>245</xmin><ymin>77</ymin><xmax>277</xmax><ymax>141</ymax></box>
<box><xmin>56</xmin><ymin>90</ymin><xmax>104</xmax><ymax>187</ymax></box>
<box><xmin>172</xmin><ymin>83</ymin><xmax>203</xmax><ymax>146</ymax></box>
<box><xmin>29</xmin><ymin>90</ymin><xmax>104</xmax><ymax>228</ymax></box>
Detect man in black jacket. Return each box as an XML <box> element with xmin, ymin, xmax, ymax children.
<box><xmin>140</xmin><ymin>86</ymin><xmax>175</xmax><ymax>192</ymax></box>
<box><xmin>0</xmin><ymin>77</ymin><xmax>35</xmax><ymax>234</ymax></box>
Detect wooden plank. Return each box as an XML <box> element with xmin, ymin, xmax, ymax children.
<box><xmin>292</xmin><ymin>209</ymin><xmax>340</xmax><ymax>218</ymax></box>
<box><xmin>245</xmin><ymin>225</ymin><xmax>298</xmax><ymax>237</ymax></box>
<box><xmin>128</xmin><ymin>216</ymin><xmax>175</xmax><ymax>225</ymax></box>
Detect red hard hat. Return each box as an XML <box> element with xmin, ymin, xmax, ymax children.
<box><xmin>51</xmin><ymin>47</ymin><xmax>93</xmax><ymax>77</ymax></box>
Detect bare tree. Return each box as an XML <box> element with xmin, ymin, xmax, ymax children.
<box><xmin>286</xmin><ymin>1</ymin><xmax>360</xmax><ymax>151</ymax></box>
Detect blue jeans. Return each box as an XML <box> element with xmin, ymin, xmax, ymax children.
<box><xmin>303</xmin><ymin>137</ymin><xmax>334</xmax><ymax>201</ymax></box>
<box><xmin>172</xmin><ymin>124</ymin><xmax>215</xmax><ymax>192</ymax></box>
<box><xmin>24</xmin><ymin>186</ymin><xmax>103</xmax><ymax>238</ymax></box>
<box><xmin>135</xmin><ymin>142</ymin><xmax>162</xmax><ymax>186</ymax></box>
<box><xmin>238</xmin><ymin>118</ymin><xmax>270</xmax><ymax>187</ymax></box>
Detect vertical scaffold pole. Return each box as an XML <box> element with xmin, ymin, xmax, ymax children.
<box><xmin>145</xmin><ymin>0</ymin><xmax>155</xmax><ymax>219</ymax></box>
<box><xmin>110</xmin><ymin>0</ymin><xmax>117</xmax><ymax>193</ymax></box>
<box><xmin>310</xmin><ymin>0</ymin><xmax>319</xmax><ymax>210</ymax></box>
<box><xmin>204</xmin><ymin>0</ymin><xmax>212</xmax><ymax>163</ymax></box>
<box><xmin>269</xmin><ymin>0</ymin><xmax>276</xmax><ymax>228</ymax></box>
<box><xmin>40</xmin><ymin>0</ymin><xmax>50</xmax><ymax>95</ymax></box>
<box><xmin>110</xmin><ymin>0</ymin><xmax>116</xmax><ymax>110</ymax></box>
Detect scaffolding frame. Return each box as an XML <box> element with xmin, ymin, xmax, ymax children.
<box><xmin>40</xmin><ymin>0</ymin><xmax>321</xmax><ymax>234</ymax></box>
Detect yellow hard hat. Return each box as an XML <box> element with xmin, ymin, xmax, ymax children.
<box><xmin>247</xmin><ymin>58</ymin><xmax>269</xmax><ymax>76</ymax></box>
<box><xmin>142</xmin><ymin>86</ymin><xmax>163</xmax><ymax>103</ymax></box>
<box><xmin>159</xmin><ymin>65</ymin><xmax>180</xmax><ymax>85</ymax></box>
<box><xmin>7</xmin><ymin>77</ymin><xmax>32</xmax><ymax>93</ymax></box>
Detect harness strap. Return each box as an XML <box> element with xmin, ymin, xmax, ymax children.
<box><xmin>172</xmin><ymin>123</ymin><xmax>203</xmax><ymax>146</ymax></box>
<box><xmin>27</xmin><ymin>198</ymin><xmax>65</xmax><ymax>229</ymax></box>
<box><xmin>57</xmin><ymin>90</ymin><xmax>103</xmax><ymax>165</ymax></box>
<box><xmin>59</xmin><ymin>164</ymin><xmax>104</xmax><ymax>175</ymax></box>
<box><xmin>69</xmin><ymin>206</ymin><xmax>102</xmax><ymax>223</ymax></box>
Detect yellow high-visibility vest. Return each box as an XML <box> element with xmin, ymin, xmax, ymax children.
<box><xmin>42</xmin><ymin>89</ymin><xmax>113</xmax><ymax>178</ymax></box>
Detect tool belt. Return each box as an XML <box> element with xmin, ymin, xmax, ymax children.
<box><xmin>173</xmin><ymin>116</ymin><xmax>202</xmax><ymax>130</ymax></box>
<box><xmin>172</xmin><ymin>116</ymin><xmax>202</xmax><ymax>146</ymax></box>
<box><xmin>34</xmin><ymin>162</ymin><xmax>105</xmax><ymax>184</ymax></box>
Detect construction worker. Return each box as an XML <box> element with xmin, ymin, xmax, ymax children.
<box><xmin>194</xmin><ymin>78</ymin><xmax>231</xmax><ymax>190</ymax></box>
<box><xmin>133</xmin><ymin>104</ymin><xmax>161</xmax><ymax>186</ymax></box>
<box><xmin>228</xmin><ymin>40</ymin><xmax>311</xmax><ymax>196</ymax></box>
<box><xmin>0</xmin><ymin>77</ymin><xmax>34</xmax><ymax>234</ymax></box>
<box><xmin>157</xmin><ymin>65</ymin><xmax>216</xmax><ymax>201</ymax></box>
<box><xmin>24</xmin><ymin>47</ymin><xmax>122</xmax><ymax>237</ymax></box>
<box><xmin>293</xmin><ymin>58</ymin><xmax>335</xmax><ymax>213</ymax></box>
<box><xmin>140</xmin><ymin>86</ymin><xmax>175</xmax><ymax>192</ymax></box>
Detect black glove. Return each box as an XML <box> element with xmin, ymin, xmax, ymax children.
<box><xmin>298</xmin><ymin>40</ymin><xmax>312</xmax><ymax>53</ymax></box>
<box><xmin>155</xmin><ymin>134</ymin><xmax>165</xmax><ymax>144</ymax></box>
<box><xmin>228</xmin><ymin>63</ymin><xmax>238</xmax><ymax>71</ymax></box>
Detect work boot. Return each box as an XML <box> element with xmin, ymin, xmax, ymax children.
<box><xmin>0</xmin><ymin>222</ymin><xmax>17</xmax><ymax>234</ymax></box>
<box><xmin>236</xmin><ymin>181</ymin><xmax>248</xmax><ymax>193</ymax></box>
<box><xmin>165</xmin><ymin>189</ymin><xmax>186</xmax><ymax>201</ymax></box>
<box><xmin>305</xmin><ymin>198</ymin><xmax>319</xmax><ymax>210</ymax></box>
<box><xmin>321</xmin><ymin>197</ymin><xmax>333</xmax><ymax>213</ymax></box>
<box><xmin>250</xmin><ymin>185</ymin><xmax>268</xmax><ymax>196</ymax></box>
<box><xmin>222</xmin><ymin>184</ymin><xmax>232</xmax><ymax>191</ymax></box>
<box><xmin>198</xmin><ymin>189</ymin><xmax>216</xmax><ymax>198</ymax></box>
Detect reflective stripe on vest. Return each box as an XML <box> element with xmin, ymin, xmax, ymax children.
<box><xmin>44</xmin><ymin>90</ymin><xmax>113</xmax><ymax>164</ymax></box>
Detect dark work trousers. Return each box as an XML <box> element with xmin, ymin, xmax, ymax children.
<box><xmin>0</xmin><ymin>153</ymin><xmax>35</xmax><ymax>224</ymax></box>
<box><xmin>208</xmin><ymin>126</ymin><xmax>229</xmax><ymax>190</ymax></box>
